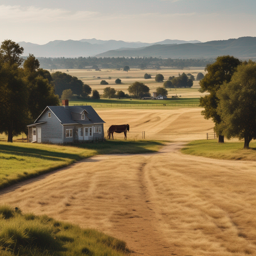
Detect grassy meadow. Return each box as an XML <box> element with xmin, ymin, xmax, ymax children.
<box><xmin>0</xmin><ymin>205</ymin><xmax>128</xmax><ymax>256</ymax></box>
<box><xmin>182</xmin><ymin>140</ymin><xmax>256</xmax><ymax>160</ymax></box>
<box><xmin>51</xmin><ymin>68</ymin><xmax>207</xmax><ymax>99</ymax></box>
<box><xmin>0</xmin><ymin>140</ymin><xmax>164</xmax><ymax>189</ymax></box>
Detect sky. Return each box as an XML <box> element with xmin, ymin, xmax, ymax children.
<box><xmin>0</xmin><ymin>0</ymin><xmax>256</xmax><ymax>44</ymax></box>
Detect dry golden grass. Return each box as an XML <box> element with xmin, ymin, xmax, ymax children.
<box><xmin>2</xmin><ymin>108</ymin><xmax>255</xmax><ymax>255</ymax></box>
<box><xmin>52</xmin><ymin>68</ymin><xmax>207</xmax><ymax>98</ymax></box>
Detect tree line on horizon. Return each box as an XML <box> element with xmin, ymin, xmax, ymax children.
<box><xmin>37</xmin><ymin>57</ymin><xmax>215</xmax><ymax>70</ymax></box>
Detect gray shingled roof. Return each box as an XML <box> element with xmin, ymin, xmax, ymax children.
<box><xmin>36</xmin><ymin>106</ymin><xmax>105</xmax><ymax>125</ymax></box>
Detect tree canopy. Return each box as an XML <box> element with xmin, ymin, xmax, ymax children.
<box><xmin>217</xmin><ymin>61</ymin><xmax>256</xmax><ymax>148</ymax></box>
<box><xmin>171</xmin><ymin>73</ymin><xmax>193</xmax><ymax>88</ymax></box>
<box><xmin>200</xmin><ymin>55</ymin><xmax>241</xmax><ymax>142</ymax></box>
<box><xmin>163</xmin><ymin>80</ymin><xmax>173</xmax><ymax>88</ymax></box>
<box><xmin>92</xmin><ymin>90</ymin><xmax>100</xmax><ymax>99</ymax></box>
<box><xmin>100</xmin><ymin>80</ymin><xmax>109</xmax><ymax>85</ymax></box>
<box><xmin>155</xmin><ymin>74</ymin><xmax>164</xmax><ymax>82</ymax></box>
<box><xmin>51</xmin><ymin>72</ymin><xmax>83</xmax><ymax>97</ymax></box>
<box><xmin>144</xmin><ymin>73</ymin><xmax>151</xmax><ymax>79</ymax></box>
<box><xmin>117</xmin><ymin>90</ymin><xmax>125</xmax><ymax>98</ymax></box>
<box><xmin>61</xmin><ymin>89</ymin><xmax>73</xmax><ymax>100</ymax></box>
<box><xmin>115</xmin><ymin>78</ymin><xmax>122</xmax><ymax>84</ymax></box>
<box><xmin>196</xmin><ymin>72</ymin><xmax>204</xmax><ymax>81</ymax></box>
<box><xmin>0</xmin><ymin>40</ymin><xmax>59</xmax><ymax>142</ymax></box>
<box><xmin>123</xmin><ymin>66</ymin><xmax>130</xmax><ymax>72</ymax></box>
<box><xmin>156</xmin><ymin>87</ymin><xmax>168</xmax><ymax>96</ymax></box>
<box><xmin>103</xmin><ymin>87</ymin><xmax>116</xmax><ymax>98</ymax></box>
<box><xmin>82</xmin><ymin>84</ymin><xmax>92</xmax><ymax>98</ymax></box>
<box><xmin>128</xmin><ymin>82</ymin><xmax>150</xmax><ymax>98</ymax></box>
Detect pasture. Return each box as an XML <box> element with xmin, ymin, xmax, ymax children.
<box><xmin>51</xmin><ymin>68</ymin><xmax>208</xmax><ymax>98</ymax></box>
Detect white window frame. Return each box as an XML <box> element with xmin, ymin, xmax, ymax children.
<box><xmin>85</xmin><ymin>127</ymin><xmax>88</xmax><ymax>137</ymax></box>
<box><xmin>81</xmin><ymin>114</ymin><xmax>85</xmax><ymax>120</ymax></box>
<box><xmin>48</xmin><ymin>112</ymin><xmax>51</xmax><ymax>118</ymax></box>
<box><xmin>65</xmin><ymin>129</ymin><xmax>73</xmax><ymax>138</ymax></box>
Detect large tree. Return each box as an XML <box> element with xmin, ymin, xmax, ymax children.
<box><xmin>128</xmin><ymin>82</ymin><xmax>149</xmax><ymax>97</ymax></box>
<box><xmin>217</xmin><ymin>61</ymin><xmax>256</xmax><ymax>149</ymax></box>
<box><xmin>52</xmin><ymin>72</ymin><xmax>83</xmax><ymax>97</ymax></box>
<box><xmin>0</xmin><ymin>40</ymin><xmax>28</xmax><ymax>142</ymax></box>
<box><xmin>24</xmin><ymin>54</ymin><xmax>59</xmax><ymax>120</ymax></box>
<box><xmin>155</xmin><ymin>74</ymin><xmax>164</xmax><ymax>82</ymax></box>
<box><xmin>199</xmin><ymin>56</ymin><xmax>241</xmax><ymax>143</ymax></box>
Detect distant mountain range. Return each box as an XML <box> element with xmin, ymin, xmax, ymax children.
<box><xmin>96</xmin><ymin>37</ymin><xmax>256</xmax><ymax>59</ymax></box>
<box><xmin>19</xmin><ymin>39</ymin><xmax>200</xmax><ymax>58</ymax></box>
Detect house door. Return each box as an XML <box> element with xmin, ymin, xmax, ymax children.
<box><xmin>84</xmin><ymin>127</ymin><xmax>89</xmax><ymax>140</ymax></box>
<box><xmin>37</xmin><ymin>127</ymin><xmax>41</xmax><ymax>143</ymax></box>
<box><xmin>78</xmin><ymin>128</ymin><xmax>83</xmax><ymax>141</ymax></box>
<box><xmin>89</xmin><ymin>127</ymin><xmax>93</xmax><ymax>139</ymax></box>
<box><xmin>32</xmin><ymin>128</ymin><xmax>36</xmax><ymax>142</ymax></box>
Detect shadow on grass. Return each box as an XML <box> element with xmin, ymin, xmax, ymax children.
<box><xmin>0</xmin><ymin>144</ymin><xmax>84</xmax><ymax>162</ymax></box>
<box><xmin>75</xmin><ymin>140</ymin><xmax>164</xmax><ymax>154</ymax></box>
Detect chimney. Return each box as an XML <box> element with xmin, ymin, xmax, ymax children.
<box><xmin>62</xmin><ymin>99</ymin><xmax>69</xmax><ymax>107</ymax></box>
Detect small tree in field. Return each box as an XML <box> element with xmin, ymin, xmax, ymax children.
<box><xmin>196</xmin><ymin>72</ymin><xmax>204</xmax><ymax>81</ymax></box>
<box><xmin>128</xmin><ymin>82</ymin><xmax>149</xmax><ymax>98</ymax></box>
<box><xmin>115</xmin><ymin>78</ymin><xmax>122</xmax><ymax>84</ymax></box>
<box><xmin>92</xmin><ymin>90</ymin><xmax>100</xmax><ymax>99</ymax></box>
<box><xmin>117</xmin><ymin>90</ymin><xmax>125</xmax><ymax>98</ymax></box>
<box><xmin>144</xmin><ymin>73</ymin><xmax>151</xmax><ymax>79</ymax></box>
<box><xmin>123</xmin><ymin>66</ymin><xmax>130</xmax><ymax>72</ymax></box>
<box><xmin>156</xmin><ymin>87</ymin><xmax>168</xmax><ymax>96</ymax></box>
<box><xmin>217</xmin><ymin>61</ymin><xmax>256</xmax><ymax>149</ymax></box>
<box><xmin>155</xmin><ymin>74</ymin><xmax>164</xmax><ymax>82</ymax></box>
<box><xmin>103</xmin><ymin>87</ymin><xmax>116</xmax><ymax>98</ymax></box>
<box><xmin>61</xmin><ymin>89</ymin><xmax>73</xmax><ymax>100</ymax></box>
<box><xmin>100</xmin><ymin>80</ymin><xmax>108</xmax><ymax>85</ymax></box>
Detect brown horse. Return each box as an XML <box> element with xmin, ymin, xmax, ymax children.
<box><xmin>107</xmin><ymin>124</ymin><xmax>130</xmax><ymax>139</ymax></box>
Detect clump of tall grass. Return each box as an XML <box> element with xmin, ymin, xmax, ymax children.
<box><xmin>0</xmin><ymin>205</ymin><xmax>128</xmax><ymax>256</ymax></box>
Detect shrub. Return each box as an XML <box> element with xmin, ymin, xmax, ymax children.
<box><xmin>144</xmin><ymin>73</ymin><xmax>151</xmax><ymax>79</ymax></box>
<box><xmin>155</xmin><ymin>74</ymin><xmax>164</xmax><ymax>82</ymax></box>
<box><xmin>115</xmin><ymin>78</ymin><xmax>122</xmax><ymax>84</ymax></box>
<box><xmin>196</xmin><ymin>72</ymin><xmax>205</xmax><ymax>80</ymax></box>
<box><xmin>100</xmin><ymin>80</ymin><xmax>108</xmax><ymax>85</ymax></box>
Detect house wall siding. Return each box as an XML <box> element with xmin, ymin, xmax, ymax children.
<box><xmin>38</xmin><ymin>111</ymin><xmax>63</xmax><ymax>143</ymax></box>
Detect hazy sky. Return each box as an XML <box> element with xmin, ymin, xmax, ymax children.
<box><xmin>1</xmin><ymin>0</ymin><xmax>256</xmax><ymax>44</ymax></box>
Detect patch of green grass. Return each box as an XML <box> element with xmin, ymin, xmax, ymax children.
<box><xmin>0</xmin><ymin>205</ymin><xmax>128</xmax><ymax>256</ymax></box>
<box><xmin>0</xmin><ymin>140</ymin><xmax>164</xmax><ymax>189</ymax></box>
<box><xmin>181</xmin><ymin>140</ymin><xmax>256</xmax><ymax>161</ymax></box>
<box><xmin>70</xmin><ymin>98</ymin><xmax>199</xmax><ymax>109</ymax></box>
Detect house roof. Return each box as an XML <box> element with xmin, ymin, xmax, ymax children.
<box><xmin>34</xmin><ymin>105</ymin><xmax>105</xmax><ymax>125</ymax></box>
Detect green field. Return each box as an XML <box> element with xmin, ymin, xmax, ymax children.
<box><xmin>181</xmin><ymin>140</ymin><xmax>256</xmax><ymax>161</ymax></box>
<box><xmin>0</xmin><ymin>205</ymin><xmax>128</xmax><ymax>256</ymax></box>
<box><xmin>70</xmin><ymin>98</ymin><xmax>200</xmax><ymax>108</ymax></box>
<box><xmin>0</xmin><ymin>140</ymin><xmax>164</xmax><ymax>189</ymax></box>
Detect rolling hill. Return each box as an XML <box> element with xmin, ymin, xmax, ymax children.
<box><xmin>96</xmin><ymin>37</ymin><xmax>256</xmax><ymax>59</ymax></box>
<box><xmin>19</xmin><ymin>39</ymin><xmax>200</xmax><ymax>58</ymax></box>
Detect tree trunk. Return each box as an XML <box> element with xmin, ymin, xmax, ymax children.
<box><xmin>218</xmin><ymin>135</ymin><xmax>224</xmax><ymax>143</ymax></box>
<box><xmin>7</xmin><ymin>128</ymin><xmax>13</xmax><ymax>142</ymax></box>
<box><xmin>244</xmin><ymin>136</ymin><xmax>251</xmax><ymax>149</ymax></box>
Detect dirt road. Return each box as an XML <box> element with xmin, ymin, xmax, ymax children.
<box><xmin>1</xmin><ymin>141</ymin><xmax>256</xmax><ymax>256</ymax></box>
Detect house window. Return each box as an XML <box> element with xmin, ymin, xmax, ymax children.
<box><xmin>95</xmin><ymin>126</ymin><xmax>99</xmax><ymax>133</ymax></box>
<box><xmin>81</xmin><ymin>114</ymin><xmax>85</xmax><ymax>120</ymax></box>
<box><xmin>65</xmin><ymin>129</ymin><xmax>73</xmax><ymax>138</ymax></box>
<box><xmin>48</xmin><ymin>112</ymin><xmax>51</xmax><ymax>118</ymax></box>
<box><xmin>89</xmin><ymin>128</ymin><xmax>92</xmax><ymax>136</ymax></box>
<box><xmin>33</xmin><ymin>130</ymin><xmax>36</xmax><ymax>135</ymax></box>
<box><xmin>98</xmin><ymin>126</ymin><xmax>102</xmax><ymax>133</ymax></box>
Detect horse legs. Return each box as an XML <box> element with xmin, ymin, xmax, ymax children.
<box><xmin>124</xmin><ymin>131</ymin><xmax>127</xmax><ymax>140</ymax></box>
<box><xmin>112</xmin><ymin>132</ymin><xmax>114</xmax><ymax>140</ymax></box>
